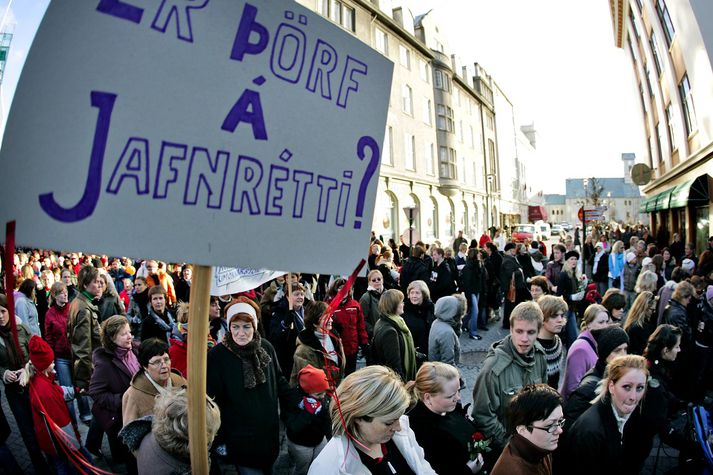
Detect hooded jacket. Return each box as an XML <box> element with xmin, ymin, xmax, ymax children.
<box><xmin>289</xmin><ymin>328</ymin><xmax>345</xmax><ymax>388</ymax></box>
<box><xmin>428</xmin><ymin>296</ymin><xmax>461</xmax><ymax>365</ymax></box>
<box><xmin>329</xmin><ymin>297</ymin><xmax>368</xmax><ymax>357</ymax></box>
<box><xmin>470</xmin><ymin>336</ymin><xmax>547</xmax><ymax>449</ymax></box>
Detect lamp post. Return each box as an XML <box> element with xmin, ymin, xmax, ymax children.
<box><xmin>402</xmin><ymin>204</ymin><xmax>418</xmax><ymax>258</ymax></box>
<box><xmin>486</xmin><ymin>174</ymin><xmax>495</xmax><ymax>235</ymax></box>
<box><xmin>582</xmin><ymin>178</ymin><xmax>589</xmax><ymax>239</ymax></box>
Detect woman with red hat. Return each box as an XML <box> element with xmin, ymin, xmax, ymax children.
<box><xmin>21</xmin><ymin>335</ymin><xmax>88</xmax><ymax>473</ymax></box>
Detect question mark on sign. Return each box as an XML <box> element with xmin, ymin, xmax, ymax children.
<box><xmin>354</xmin><ymin>136</ymin><xmax>380</xmax><ymax>229</ymax></box>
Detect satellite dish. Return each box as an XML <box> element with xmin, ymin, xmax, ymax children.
<box><xmin>631</xmin><ymin>163</ymin><xmax>653</xmax><ymax>186</ymax></box>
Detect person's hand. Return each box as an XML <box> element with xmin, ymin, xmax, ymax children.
<box><xmin>3</xmin><ymin>369</ymin><xmax>18</xmax><ymax>383</ymax></box>
<box><xmin>466</xmin><ymin>454</ymin><xmax>484</xmax><ymax>473</ymax></box>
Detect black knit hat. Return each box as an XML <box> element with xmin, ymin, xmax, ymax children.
<box><xmin>504</xmin><ymin>243</ymin><xmax>516</xmax><ymax>252</ymax></box>
<box><xmin>564</xmin><ymin>250</ymin><xmax>580</xmax><ymax>261</ymax></box>
<box><xmin>591</xmin><ymin>326</ymin><xmax>629</xmax><ymax>362</ymax></box>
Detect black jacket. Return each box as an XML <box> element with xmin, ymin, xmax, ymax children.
<box><xmin>428</xmin><ymin>261</ymin><xmax>456</xmax><ymax>303</ymax></box>
<box><xmin>372</xmin><ymin>316</ymin><xmax>410</xmax><ymax>381</ymax></box>
<box><xmin>207</xmin><ymin>339</ymin><xmax>289</xmax><ymax>468</ymax></box>
<box><xmin>501</xmin><ymin>254</ymin><xmax>531</xmax><ymax>303</ymax></box>
<box><xmin>281</xmin><ymin>386</ymin><xmax>331</xmax><ymax>447</ymax></box>
<box><xmin>141</xmin><ymin>306</ymin><xmax>175</xmax><ymax>343</ymax></box>
<box><xmin>591</xmin><ymin>251</ymin><xmax>610</xmax><ymax>283</ymax></box>
<box><xmin>399</xmin><ymin>257</ymin><xmax>431</xmax><ymax>294</ymax></box>
<box><xmin>662</xmin><ymin>300</ymin><xmax>690</xmax><ymax>343</ymax></box>
<box><xmin>461</xmin><ymin>259</ymin><xmax>487</xmax><ymax>299</ymax></box>
<box><xmin>402</xmin><ymin>300</ymin><xmax>435</xmax><ymax>355</ymax></box>
<box><xmin>408</xmin><ymin>401</ymin><xmax>475</xmax><ymax>475</ymax></box>
<box><xmin>517</xmin><ymin>253</ymin><xmax>536</xmax><ymax>280</ymax></box>
<box><xmin>563</xmin><ymin>362</ymin><xmax>605</xmax><ymax>431</ymax></box>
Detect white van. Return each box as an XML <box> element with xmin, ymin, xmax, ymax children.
<box><xmin>534</xmin><ymin>221</ymin><xmax>550</xmax><ymax>240</ymax></box>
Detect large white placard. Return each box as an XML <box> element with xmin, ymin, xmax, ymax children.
<box><xmin>210</xmin><ymin>267</ymin><xmax>284</xmax><ymax>296</ymax></box>
<box><xmin>0</xmin><ymin>0</ymin><xmax>393</xmax><ymax>275</ymax></box>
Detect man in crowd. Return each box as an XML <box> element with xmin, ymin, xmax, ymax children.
<box><xmin>428</xmin><ymin>247</ymin><xmax>456</xmax><ymax>303</ymax></box>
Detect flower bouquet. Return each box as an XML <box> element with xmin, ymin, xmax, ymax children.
<box><xmin>467</xmin><ymin>432</ymin><xmax>491</xmax><ymax>473</ymax></box>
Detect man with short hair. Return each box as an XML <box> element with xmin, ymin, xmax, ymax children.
<box><xmin>452</xmin><ymin>230</ymin><xmax>467</xmax><ymax>253</ymax></box>
<box><xmin>428</xmin><ymin>247</ymin><xmax>456</xmax><ymax>303</ymax></box>
<box><xmin>144</xmin><ymin>259</ymin><xmax>177</xmax><ymax>306</ymax></box>
<box><xmin>471</xmin><ymin>301</ymin><xmax>548</xmax><ymax>460</ymax></box>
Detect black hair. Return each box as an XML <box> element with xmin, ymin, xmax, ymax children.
<box><xmin>602</xmin><ymin>291</ymin><xmax>626</xmax><ymax>314</ymax></box>
<box><xmin>138</xmin><ymin>338</ymin><xmax>170</xmax><ymax>368</ymax></box>
<box><xmin>506</xmin><ymin>384</ymin><xmax>563</xmax><ymax>434</ymax></box>
<box><xmin>644</xmin><ymin>324</ymin><xmax>682</xmax><ymax>361</ymax></box>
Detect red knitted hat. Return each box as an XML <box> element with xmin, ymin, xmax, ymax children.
<box><xmin>298</xmin><ymin>365</ymin><xmax>329</xmax><ymax>394</ymax></box>
<box><xmin>29</xmin><ymin>335</ymin><xmax>55</xmax><ymax>372</ymax></box>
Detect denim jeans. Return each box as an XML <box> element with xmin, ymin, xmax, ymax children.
<box><xmin>469</xmin><ymin>294</ymin><xmax>479</xmax><ymax>337</ymax></box>
<box><xmin>54</xmin><ymin>357</ymin><xmax>78</xmax><ymax>424</ymax></box>
<box><xmin>562</xmin><ymin>310</ymin><xmax>579</xmax><ymax>349</ymax></box>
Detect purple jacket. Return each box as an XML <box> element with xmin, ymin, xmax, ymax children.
<box><xmin>88</xmin><ymin>346</ymin><xmax>139</xmax><ymax>436</ymax></box>
<box><xmin>561</xmin><ymin>330</ymin><xmax>597</xmax><ymax>400</ymax></box>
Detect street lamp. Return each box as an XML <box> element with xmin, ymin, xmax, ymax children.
<box><xmin>582</xmin><ymin>178</ymin><xmax>589</xmax><ymax>238</ymax></box>
<box><xmin>486</xmin><ymin>174</ymin><xmax>495</xmax><ymax>234</ymax></box>
<box><xmin>402</xmin><ymin>204</ymin><xmax>418</xmax><ymax>258</ymax></box>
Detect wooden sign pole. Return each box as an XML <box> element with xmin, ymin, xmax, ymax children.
<box><xmin>187</xmin><ymin>264</ymin><xmax>212</xmax><ymax>473</ymax></box>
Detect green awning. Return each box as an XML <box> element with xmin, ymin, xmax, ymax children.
<box><xmin>639</xmin><ymin>195</ymin><xmax>656</xmax><ymax>213</ymax></box>
<box><xmin>653</xmin><ymin>189</ymin><xmax>672</xmax><ymax>211</ymax></box>
<box><xmin>640</xmin><ymin>175</ymin><xmax>710</xmax><ymax>214</ymax></box>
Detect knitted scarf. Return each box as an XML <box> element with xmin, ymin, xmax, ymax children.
<box><xmin>383</xmin><ymin>314</ymin><xmax>417</xmax><ymax>381</ymax></box>
<box><xmin>115</xmin><ymin>346</ymin><xmax>140</xmax><ymax>375</ymax></box>
<box><xmin>222</xmin><ymin>332</ymin><xmax>271</xmax><ymax>389</ymax></box>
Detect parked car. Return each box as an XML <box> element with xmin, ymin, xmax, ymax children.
<box><xmin>560</xmin><ymin>222</ymin><xmax>573</xmax><ymax>232</ymax></box>
<box><xmin>512</xmin><ymin>224</ymin><xmax>536</xmax><ymax>242</ymax></box>
<box><xmin>550</xmin><ymin>225</ymin><xmax>567</xmax><ymax>242</ymax></box>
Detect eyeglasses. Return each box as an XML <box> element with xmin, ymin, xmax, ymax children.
<box><xmin>148</xmin><ymin>356</ymin><xmax>171</xmax><ymax>367</ymax></box>
<box><xmin>529</xmin><ymin>418</ymin><xmax>565</xmax><ymax>434</ymax></box>
<box><xmin>370</xmin><ymin>278</ymin><xmax>382</xmax><ymax>282</ymax></box>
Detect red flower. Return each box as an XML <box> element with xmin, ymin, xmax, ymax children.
<box><xmin>472</xmin><ymin>432</ymin><xmax>485</xmax><ymax>442</ymax></box>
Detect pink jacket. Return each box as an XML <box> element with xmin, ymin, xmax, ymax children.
<box><xmin>561</xmin><ymin>330</ymin><xmax>597</xmax><ymax>400</ymax></box>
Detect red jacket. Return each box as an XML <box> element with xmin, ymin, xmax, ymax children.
<box><xmin>44</xmin><ymin>304</ymin><xmax>72</xmax><ymax>359</ymax></box>
<box><xmin>168</xmin><ymin>338</ymin><xmax>188</xmax><ymax>378</ymax></box>
<box><xmin>29</xmin><ymin>372</ymin><xmax>73</xmax><ymax>456</ymax></box>
<box><xmin>328</xmin><ymin>298</ymin><xmax>368</xmax><ymax>356</ymax></box>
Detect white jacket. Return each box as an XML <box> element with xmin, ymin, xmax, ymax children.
<box><xmin>308</xmin><ymin>415</ymin><xmax>436</xmax><ymax>474</ymax></box>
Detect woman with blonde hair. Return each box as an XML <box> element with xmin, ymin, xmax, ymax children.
<box><xmin>359</xmin><ymin>269</ymin><xmax>384</xmax><ymax>340</ymax></box>
<box><xmin>608</xmin><ymin>240</ymin><xmax>625</xmax><ymax>291</ymax></box>
<box><xmin>407</xmin><ymin>362</ymin><xmax>484</xmax><ymax>474</ymax></box>
<box><xmin>561</xmin><ymin>304</ymin><xmax>610</xmax><ymax>400</ymax></box>
<box><xmin>403</xmin><ymin>280</ymin><xmax>435</xmax><ymax>356</ymax></box>
<box><xmin>559</xmin><ymin>355</ymin><xmax>648</xmax><ymax>474</ymax></box>
<box><xmin>634</xmin><ymin>270</ymin><xmax>658</xmax><ymax>294</ymax></box>
<box><xmin>308</xmin><ymin>365</ymin><xmax>436</xmax><ymax>474</ymax></box>
<box><xmin>372</xmin><ymin>289</ymin><xmax>418</xmax><ymax>381</ymax></box>
<box><xmin>623</xmin><ymin>291</ymin><xmax>657</xmax><ymax>355</ymax></box>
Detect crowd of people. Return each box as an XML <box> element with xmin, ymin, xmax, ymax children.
<box><xmin>0</xmin><ymin>222</ymin><xmax>711</xmax><ymax>474</ymax></box>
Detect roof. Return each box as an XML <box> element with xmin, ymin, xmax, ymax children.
<box><xmin>544</xmin><ymin>194</ymin><xmax>566</xmax><ymax>205</ymax></box>
<box><xmin>565</xmin><ymin>178</ymin><xmax>642</xmax><ymax>199</ymax></box>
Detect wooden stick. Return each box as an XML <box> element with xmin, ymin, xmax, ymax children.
<box><xmin>188</xmin><ymin>264</ymin><xmax>211</xmax><ymax>473</ymax></box>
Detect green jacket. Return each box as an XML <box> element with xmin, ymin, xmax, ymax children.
<box><xmin>68</xmin><ymin>292</ymin><xmax>102</xmax><ymax>389</ymax></box>
<box><xmin>470</xmin><ymin>336</ymin><xmax>547</xmax><ymax>449</ymax></box>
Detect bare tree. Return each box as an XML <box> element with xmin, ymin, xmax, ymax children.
<box><xmin>586</xmin><ymin>177</ymin><xmax>605</xmax><ymax>206</ymax></box>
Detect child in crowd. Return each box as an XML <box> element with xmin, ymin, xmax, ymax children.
<box><xmin>282</xmin><ymin>365</ymin><xmax>331</xmax><ymax>475</ymax></box>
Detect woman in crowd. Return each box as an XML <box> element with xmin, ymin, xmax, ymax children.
<box><xmin>623</xmin><ymin>291</ymin><xmax>657</xmax><ymax>355</ymax></box>
<box><xmin>629</xmin><ymin>324</ymin><xmax>687</xmax><ymax>472</ymax></box>
<box><xmin>308</xmin><ymin>365</ymin><xmax>436</xmax><ymax>474</ymax></box>
<box><xmin>142</xmin><ymin>286</ymin><xmax>175</xmax><ymax>344</ymax></box>
<box><xmin>122</xmin><ymin>338</ymin><xmax>186</xmax><ymax>425</ymax></box>
<box><xmin>662</xmin><ymin>247</ymin><xmax>676</xmax><ymax>280</ymax></box>
<box><xmin>168</xmin><ymin>302</ymin><xmax>215</xmax><ymax>379</ymax></box>
<box><xmin>529</xmin><ymin>275</ymin><xmax>549</xmax><ymax>301</ymax></box>
<box><xmin>402</xmin><ymin>280</ymin><xmax>436</xmax><ymax>354</ymax></box>
<box><xmin>127</xmin><ymin>276</ymin><xmax>149</xmax><ymax>341</ymax></box>
<box><xmin>536</xmin><ymin>296</ymin><xmax>568</xmax><ymax>389</ymax></box>
<box><xmin>89</xmin><ymin>315</ymin><xmax>140</xmax><ymax>471</ymax></box>
<box><xmin>326</xmin><ymin>278</ymin><xmax>368</xmax><ymax>377</ymax></box>
<box><xmin>492</xmin><ymin>384</ymin><xmax>564</xmax><ymax>475</ymax></box>
<box><xmin>582</xmin><ymin>234</ymin><xmax>595</xmax><ymax>279</ymax></box>
<box><xmin>359</xmin><ymin>270</ymin><xmax>384</xmax><ymax>340</ymax></box>
<box><xmin>376</xmin><ymin>249</ymin><xmax>400</xmax><ymax>291</ymax></box>
<box><xmin>428</xmin><ymin>296</ymin><xmax>462</xmax><ymax>365</ymax></box>
<box><xmin>15</xmin><ymin>278</ymin><xmax>41</xmax><ymax>336</ymax></box>
<box><xmin>290</xmin><ymin>301</ymin><xmax>345</xmax><ymax>389</ymax></box>
<box><xmin>601</xmin><ymin>289</ymin><xmax>626</xmax><ymax>325</ymax></box>
<box><xmin>97</xmin><ymin>271</ymin><xmax>126</xmax><ymax>323</ymax></box>
<box><xmin>561</xmin><ymin>304</ymin><xmax>610</xmax><ymax>400</ymax></box>
<box><xmin>207</xmin><ymin>297</ymin><xmax>289</xmax><ymax>473</ymax></box>
<box><xmin>208</xmin><ymin>296</ymin><xmax>227</xmax><ymax>342</ymax></box>
<box><xmin>407</xmin><ymin>362</ymin><xmax>484</xmax><ymax>474</ymax></box>
<box><xmin>484</xmin><ymin>243</ymin><xmax>502</xmax><ymax>321</ymax></box>
<box><xmin>43</xmin><ymin>281</ymin><xmax>78</xmax><ymax>423</ymax></box>
<box><xmin>270</xmin><ymin>282</ymin><xmax>308</xmax><ymax>377</ymax></box>
<box><xmin>556</xmin><ymin>250</ymin><xmax>581</xmax><ymax>348</ymax></box>
<box><xmin>121</xmin><ymin>389</ymin><xmax>221</xmax><ymax>475</ymax></box>
<box><xmin>563</xmin><ymin>326</ymin><xmax>629</xmax><ymax>429</ymax></box>
<box><xmin>558</xmin><ymin>355</ymin><xmax>648</xmax><ymax>474</ymax></box>
<box><xmin>607</xmin><ymin>240</ymin><xmax>625</xmax><ymax>291</ymax></box>
<box><xmin>372</xmin><ymin>289</ymin><xmax>417</xmax><ymax>382</ymax></box>
<box><xmin>61</xmin><ymin>268</ymin><xmax>78</xmax><ymax>303</ymax></box>
<box><xmin>0</xmin><ymin>294</ymin><xmax>50</xmax><ymax>473</ymax></box>
<box><xmin>461</xmin><ymin>249</ymin><xmax>487</xmax><ymax>339</ymax></box>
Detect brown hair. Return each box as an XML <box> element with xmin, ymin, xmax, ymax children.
<box><xmin>537</xmin><ymin>295</ymin><xmax>568</xmax><ymax>321</ymax></box>
<box><xmin>77</xmin><ymin>265</ymin><xmax>99</xmax><ymax>291</ymax></box>
<box><xmin>101</xmin><ymin>315</ymin><xmax>131</xmax><ymax>352</ymax></box>
<box><xmin>303</xmin><ymin>301</ymin><xmax>329</xmax><ymax>330</ymax></box>
<box><xmin>581</xmin><ymin>304</ymin><xmax>608</xmax><ymax>330</ymax></box>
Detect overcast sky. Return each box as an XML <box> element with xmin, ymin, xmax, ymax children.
<box><xmin>1</xmin><ymin>0</ymin><xmax>646</xmax><ymax>195</ymax></box>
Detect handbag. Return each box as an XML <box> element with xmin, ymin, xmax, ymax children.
<box><xmin>506</xmin><ymin>274</ymin><xmax>516</xmax><ymax>303</ymax></box>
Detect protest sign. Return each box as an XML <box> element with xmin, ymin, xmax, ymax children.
<box><xmin>210</xmin><ymin>266</ymin><xmax>284</xmax><ymax>296</ymax></box>
<box><xmin>0</xmin><ymin>1</ymin><xmax>393</xmax><ymax>276</ymax></box>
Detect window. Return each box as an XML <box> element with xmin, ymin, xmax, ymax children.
<box><xmin>656</xmin><ymin>0</ymin><xmax>675</xmax><ymax>46</ymax></box>
<box><xmin>402</xmin><ymin>85</ymin><xmax>413</xmax><ymax>115</ymax></box>
<box><xmin>375</xmin><ymin>28</ymin><xmax>388</xmax><ymax>55</ymax></box>
<box><xmin>458</xmin><ymin>120</ymin><xmax>464</xmax><ymax>143</ymax></box>
<box><xmin>430</xmin><ymin>197</ymin><xmax>439</xmax><ymax>239</ymax></box>
<box><xmin>487</xmin><ymin>139</ymin><xmax>496</xmax><ymax>184</ymax></box>
<box><xmin>645</xmin><ymin>65</ymin><xmax>655</xmax><ymax>98</ymax></box>
<box><xmin>650</xmin><ymin>32</ymin><xmax>663</xmax><ymax>76</ymax></box>
<box><xmin>436</xmin><ymin>104</ymin><xmax>454</xmax><ymax>132</ymax></box>
<box><xmin>383</xmin><ymin>126</ymin><xmax>393</xmax><ymax>165</ymax></box>
<box><xmin>404</xmin><ymin>134</ymin><xmax>415</xmax><ymax>171</ymax></box>
<box><xmin>439</xmin><ymin>146</ymin><xmax>457</xmax><ymax>179</ymax></box>
<box><xmin>485</xmin><ymin>111</ymin><xmax>494</xmax><ymax>130</ymax></box>
<box><xmin>422</xmin><ymin>98</ymin><xmax>432</xmax><ymax>125</ymax></box>
<box><xmin>434</xmin><ymin>70</ymin><xmax>451</xmax><ymax>92</ymax></box>
<box><xmin>665</xmin><ymin>103</ymin><xmax>677</xmax><ymax>149</ymax></box>
<box><xmin>459</xmin><ymin>155</ymin><xmax>466</xmax><ymax>183</ymax></box>
<box><xmin>468</xmin><ymin>125</ymin><xmax>475</xmax><ymax>148</ymax></box>
<box><xmin>399</xmin><ymin>45</ymin><xmax>411</xmax><ymax>69</ymax></box>
<box><xmin>629</xmin><ymin>10</ymin><xmax>641</xmax><ymax>42</ymax></box>
<box><xmin>419</xmin><ymin>59</ymin><xmax>430</xmax><ymax>83</ymax></box>
<box><xmin>318</xmin><ymin>0</ymin><xmax>355</xmax><ymax>32</ymax></box>
<box><xmin>678</xmin><ymin>73</ymin><xmax>697</xmax><ymax>135</ymax></box>
<box><xmin>426</xmin><ymin>143</ymin><xmax>435</xmax><ymax>175</ymax></box>
<box><xmin>655</xmin><ymin>121</ymin><xmax>664</xmax><ymax>163</ymax></box>
<box><xmin>455</xmin><ymin>88</ymin><xmax>461</xmax><ymax>107</ymax></box>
